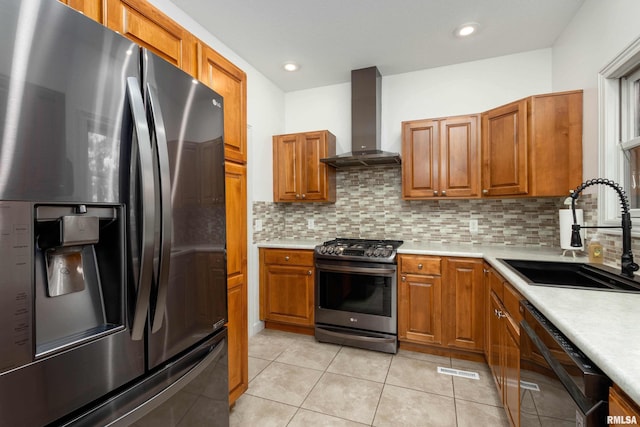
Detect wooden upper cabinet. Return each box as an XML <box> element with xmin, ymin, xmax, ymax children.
<box><xmin>528</xmin><ymin>91</ymin><xmax>583</xmax><ymax>196</ymax></box>
<box><xmin>105</xmin><ymin>0</ymin><xmax>196</xmax><ymax>76</ymax></box>
<box><xmin>273</xmin><ymin>130</ymin><xmax>336</xmax><ymax>203</ymax></box>
<box><xmin>59</xmin><ymin>0</ymin><xmax>104</xmax><ymax>23</ymax></box>
<box><xmin>402</xmin><ymin>114</ymin><xmax>480</xmax><ymax>199</ymax></box>
<box><xmin>481</xmin><ymin>100</ymin><xmax>528</xmax><ymax>197</ymax></box>
<box><xmin>198</xmin><ymin>43</ymin><xmax>247</xmax><ymax>163</ymax></box>
<box><xmin>482</xmin><ymin>90</ymin><xmax>583</xmax><ymax>197</ymax></box>
<box><xmin>402</xmin><ymin>119</ymin><xmax>439</xmax><ymax>198</ymax></box>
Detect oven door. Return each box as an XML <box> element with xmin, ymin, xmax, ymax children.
<box><xmin>315</xmin><ymin>259</ymin><xmax>397</xmax><ymax>335</ymax></box>
<box><xmin>519</xmin><ymin>302</ymin><xmax>609</xmax><ymax>427</ymax></box>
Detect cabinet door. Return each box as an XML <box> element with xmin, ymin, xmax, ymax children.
<box><xmin>273</xmin><ymin>134</ymin><xmax>302</xmax><ymax>201</ymax></box>
<box><xmin>227</xmin><ymin>282</ymin><xmax>247</xmax><ymax>405</ymax></box>
<box><xmin>263</xmin><ymin>264</ymin><xmax>314</xmax><ymax>326</ymax></box>
<box><xmin>60</xmin><ymin>0</ymin><xmax>104</xmax><ymax>23</ymax></box>
<box><xmin>402</xmin><ymin>119</ymin><xmax>440</xmax><ymax>198</ymax></box>
<box><xmin>529</xmin><ymin>91</ymin><xmax>583</xmax><ymax>196</ymax></box>
<box><xmin>199</xmin><ymin>44</ymin><xmax>247</xmax><ymax>163</ymax></box>
<box><xmin>225</xmin><ymin>162</ymin><xmax>247</xmax><ymax>405</ymax></box>
<box><xmin>488</xmin><ymin>291</ymin><xmax>504</xmax><ymax>394</ymax></box>
<box><xmin>440</xmin><ymin>115</ymin><xmax>480</xmax><ymax>198</ymax></box>
<box><xmin>504</xmin><ymin>317</ymin><xmax>520</xmax><ymax>427</ymax></box>
<box><xmin>610</xmin><ymin>386</ymin><xmax>640</xmax><ymax>424</ymax></box>
<box><xmin>481</xmin><ymin>99</ymin><xmax>528</xmax><ymax>196</ymax></box>
<box><xmin>300</xmin><ymin>131</ymin><xmax>335</xmax><ymax>201</ymax></box>
<box><xmin>444</xmin><ymin>258</ymin><xmax>484</xmax><ymax>350</ymax></box>
<box><xmin>105</xmin><ymin>0</ymin><xmax>196</xmax><ymax>76</ymax></box>
<box><xmin>398</xmin><ymin>273</ymin><xmax>442</xmax><ymax>345</ymax></box>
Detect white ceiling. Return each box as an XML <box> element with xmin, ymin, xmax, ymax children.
<box><xmin>169</xmin><ymin>0</ymin><xmax>585</xmax><ymax>92</ymax></box>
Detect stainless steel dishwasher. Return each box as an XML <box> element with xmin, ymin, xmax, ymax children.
<box><xmin>519</xmin><ymin>301</ymin><xmax>610</xmax><ymax>427</ymax></box>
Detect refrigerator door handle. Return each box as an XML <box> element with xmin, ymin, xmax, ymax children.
<box><xmin>145</xmin><ymin>83</ymin><xmax>172</xmax><ymax>333</ymax></box>
<box><xmin>126</xmin><ymin>77</ymin><xmax>155</xmax><ymax>341</ymax></box>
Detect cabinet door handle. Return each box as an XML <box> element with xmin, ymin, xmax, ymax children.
<box><xmin>284</xmin><ymin>256</ymin><xmax>290</xmax><ymax>261</ymax></box>
<box><xmin>302</xmin><ymin>194</ymin><xmax>306</xmax><ymax>199</ymax></box>
<box><xmin>418</xmin><ymin>263</ymin><xmax>423</xmax><ymax>270</ymax></box>
<box><xmin>482</xmin><ymin>189</ymin><xmax>489</xmax><ymax>195</ymax></box>
<box><xmin>295</xmin><ymin>194</ymin><xmax>300</xmax><ymax>199</ymax></box>
<box><xmin>308</xmin><ymin>270</ymin><xmax>312</xmax><ymax>275</ymax></box>
<box><xmin>441</xmin><ymin>190</ymin><xmax>446</xmax><ymax>196</ymax></box>
<box><xmin>433</xmin><ymin>190</ymin><xmax>438</xmax><ymax>196</ymax></box>
<box><xmin>401</xmin><ymin>276</ymin><xmax>406</xmax><ymax>282</ymax></box>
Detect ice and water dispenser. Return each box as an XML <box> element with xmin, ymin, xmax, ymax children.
<box><xmin>34</xmin><ymin>204</ymin><xmax>124</xmax><ymax>357</ymax></box>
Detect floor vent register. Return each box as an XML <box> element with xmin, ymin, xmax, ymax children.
<box><xmin>436</xmin><ymin>367</ymin><xmax>480</xmax><ymax>380</ymax></box>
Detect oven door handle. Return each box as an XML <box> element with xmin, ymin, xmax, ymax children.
<box><xmin>520</xmin><ymin>319</ymin><xmax>603</xmax><ymax>416</ymax></box>
<box><xmin>315</xmin><ymin>263</ymin><xmax>396</xmax><ymax>276</ymax></box>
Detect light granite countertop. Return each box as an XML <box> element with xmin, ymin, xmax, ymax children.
<box><xmin>256</xmin><ymin>239</ymin><xmax>640</xmax><ymax>404</ymax></box>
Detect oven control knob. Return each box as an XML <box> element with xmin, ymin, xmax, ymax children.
<box><xmin>327</xmin><ymin>246</ymin><xmax>335</xmax><ymax>254</ymax></box>
<box><xmin>365</xmin><ymin>248</ymin><xmax>374</xmax><ymax>257</ymax></box>
<box><xmin>373</xmin><ymin>248</ymin><xmax>382</xmax><ymax>257</ymax></box>
<box><xmin>319</xmin><ymin>246</ymin><xmax>326</xmax><ymax>254</ymax></box>
<box><xmin>383</xmin><ymin>249</ymin><xmax>391</xmax><ymax>257</ymax></box>
<box><xmin>336</xmin><ymin>247</ymin><xmax>344</xmax><ymax>255</ymax></box>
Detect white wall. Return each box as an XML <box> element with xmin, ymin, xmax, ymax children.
<box><xmin>273</xmin><ymin>49</ymin><xmax>552</xmax><ymax>194</ymax></box>
<box><xmin>552</xmin><ymin>0</ymin><xmax>640</xmax><ymax>179</ymax></box>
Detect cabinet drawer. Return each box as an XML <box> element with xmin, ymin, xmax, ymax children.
<box><xmin>400</xmin><ymin>256</ymin><xmax>441</xmax><ymax>275</ymax></box>
<box><xmin>263</xmin><ymin>249</ymin><xmax>314</xmax><ymax>266</ymax></box>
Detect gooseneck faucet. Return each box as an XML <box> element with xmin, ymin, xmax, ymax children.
<box><xmin>570</xmin><ymin>178</ymin><xmax>639</xmax><ymax>277</ymax></box>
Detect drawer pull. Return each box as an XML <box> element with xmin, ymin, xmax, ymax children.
<box><xmin>284</xmin><ymin>256</ymin><xmax>290</xmax><ymax>261</ymax></box>
<box><xmin>418</xmin><ymin>263</ymin><xmax>423</xmax><ymax>270</ymax></box>
<box><xmin>401</xmin><ymin>276</ymin><xmax>406</xmax><ymax>282</ymax></box>
<box><xmin>308</xmin><ymin>270</ymin><xmax>312</xmax><ymax>276</ymax></box>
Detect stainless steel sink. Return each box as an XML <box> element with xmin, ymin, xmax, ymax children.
<box><xmin>498</xmin><ymin>259</ymin><xmax>640</xmax><ymax>292</ymax></box>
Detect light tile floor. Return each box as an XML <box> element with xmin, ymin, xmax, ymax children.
<box><xmin>230</xmin><ymin>329</ymin><xmax>510</xmax><ymax>427</ymax></box>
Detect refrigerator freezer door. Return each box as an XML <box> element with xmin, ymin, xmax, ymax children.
<box><xmin>0</xmin><ymin>2</ymin><xmax>146</xmax><ymax>426</ymax></box>
<box><xmin>142</xmin><ymin>50</ymin><xmax>227</xmax><ymax>369</ymax></box>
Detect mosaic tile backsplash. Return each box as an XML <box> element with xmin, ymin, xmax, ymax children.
<box><xmin>253</xmin><ymin>165</ymin><xmax>638</xmax><ymax>267</ymax></box>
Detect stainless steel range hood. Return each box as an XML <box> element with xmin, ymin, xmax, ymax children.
<box><xmin>320</xmin><ymin>66</ymin><xmax>401</xmax><ymax>168</ymax></box>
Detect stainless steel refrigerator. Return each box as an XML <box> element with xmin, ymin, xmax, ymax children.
<box><xmin>0</xmin><ymin>1</ymin><xmax>229</xmax><ymax>426</ymax></box>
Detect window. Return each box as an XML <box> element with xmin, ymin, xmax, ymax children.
<box><xmin>600</xmin><ymin>37</ymin><xmax>640</xmax><ymax>224</ymax></box>
<box><xmin>621</xmin><ymin>67</ymin><xmax>640</xmax><ymax>211</ymax></box>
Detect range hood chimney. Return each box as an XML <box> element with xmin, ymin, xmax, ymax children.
<box><xmin>320</xmin><ymin>66</ymin><xmax>401</xmax><ymax>168</ymax></box>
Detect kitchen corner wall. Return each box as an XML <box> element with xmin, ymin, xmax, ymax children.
<box><xmin>253</xmin><ymin>165</ymin><xmax>599</xmax><ymax>247</ymax></box>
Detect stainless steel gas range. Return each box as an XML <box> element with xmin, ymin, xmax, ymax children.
<box><xmin>314</xmin><ymin>238</ymin><xmax>403</xmax><ymax>354</ymax></box>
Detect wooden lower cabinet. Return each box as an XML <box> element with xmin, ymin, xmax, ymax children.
<box><xmin>609</xmin><ymin>385</ymin><xmax>640</xmax><ymax>426</ymax></box>
<box><xmin>399</xmin><ymin>271</ymin><xmax>443</xmax><ymax>345</ymax></box>
<box><xmin>398</xmin><ymin>255</ymin><xmax>484</xmax><ymax>353</ymax></box>
<box><xmin>259</xmin><ymin>249</ymin><xmax>315</xmax><ymax>331</ymax></box>
<box><xmin>485</xmin><ymin>265</ymin><xmax>522</xmax><ymax>427</ymax></box>
<box><xmin>225</xmin><ymin>162</ymin><xmax>247</xmax><ymax>405</ymax></box>
<box><xmin>444</xmin><ymin>258</ymin><xmax>484</xmax><ymax>350</ymax></box>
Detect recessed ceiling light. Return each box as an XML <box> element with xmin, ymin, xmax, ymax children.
<box><xmin>455</xmin><ymin>22</ymin><xmax>479</xmax><ymax>37</ymax></box>
<box><xmin>283</xmin><ymin>62</ymin><xmax>300</xmax><ymax>72</ymax></box>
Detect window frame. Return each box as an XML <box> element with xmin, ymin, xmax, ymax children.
<box><xmin>599</xmin><ymin>36</ymin><xmax>640</xmax><ymax>227</ymax></box>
